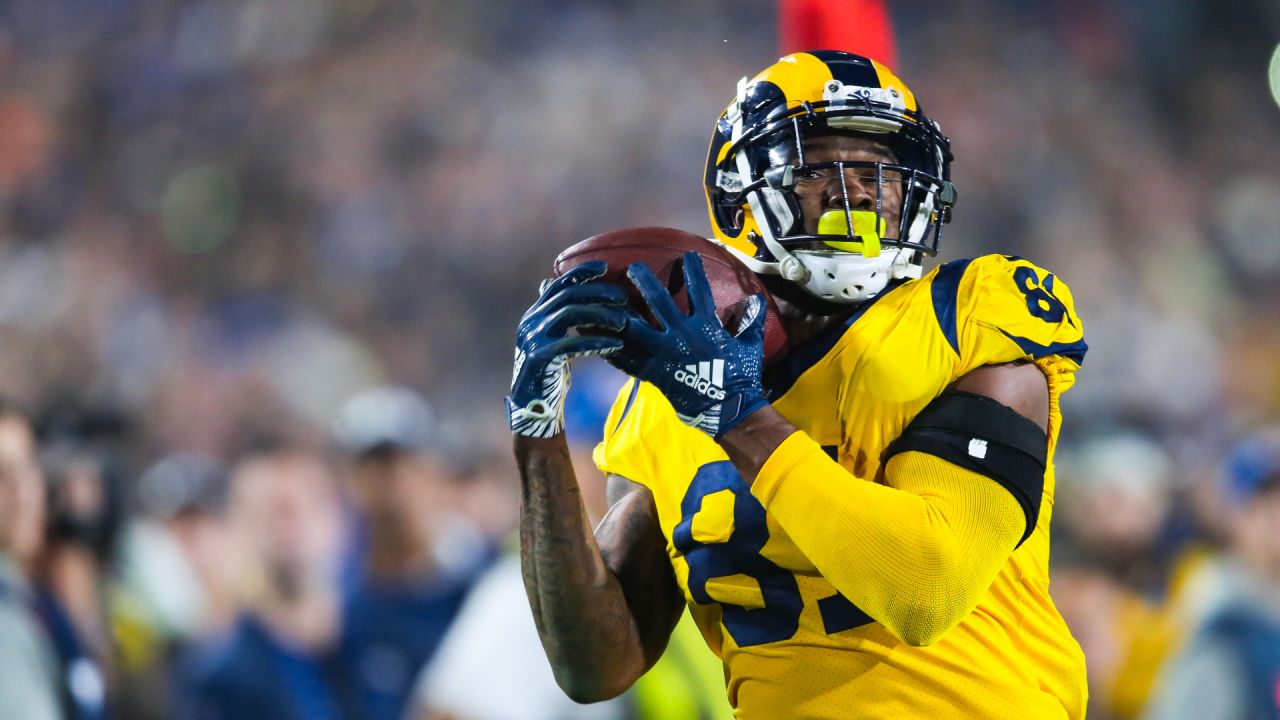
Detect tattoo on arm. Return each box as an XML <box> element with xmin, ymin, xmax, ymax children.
<box><xmin>515</xmin><ymin>437</ymin><xmax>681</xmax><ymax>699</ymax></box>
<box><xmin>599</xmin><ymin>475</ymin><xmax>686</xmax><ymax>664</ymax></box>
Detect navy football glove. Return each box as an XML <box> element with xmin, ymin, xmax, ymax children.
<box><xmin>507</xmin><ymin>262</ymin><xmax>628</xmax><ymax>438</ymax></box>
<box><xmin>612</xmin><ymin>252</ymin><xmax>768</xmax><ymax>437</ymax></box>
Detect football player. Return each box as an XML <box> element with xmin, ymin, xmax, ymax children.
<box><xmin>508</xmin><ymin>51</ymin><xmax>1088</xmax><ymax>719</ymax></box>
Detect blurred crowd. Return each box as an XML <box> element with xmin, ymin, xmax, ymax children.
<box><xmin>0</xmin><ymin>0</ymin><xmax>1278</xmax><ymax>718</ymax></box>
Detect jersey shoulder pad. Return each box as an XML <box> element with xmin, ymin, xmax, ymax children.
<box><xmin>932</xmin><ymin>254</ymin><xmax>1087</xmax><ymax>368</ymax></box>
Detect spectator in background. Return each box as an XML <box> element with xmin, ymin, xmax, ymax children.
<box><xmin>331</xmin><ymin>386</ymin><xmax>494</xmax><ymax>720</ymax></box>
<box><xmin>112</xmin><ymin>454</ymin><xmax>235</xmax><ymax>720</ymax></box>
<box><xmin>1053</xmin><ymin>433</ymin><xmax>1183</xmax><ymax>719</ymax></box>
<box><xmin>1057</xmin><ymin>434</ymin><xmax>1177</xmax><ymax>591</ymax></box>
<box><xmin>34</xmin><ymin>440</ymin><xmax>118</xmax><ymax>720</ymax></box>
<box><xmin>26</xmin><ymin>404</ymin><xmax>133</xmax><ymax>720</ymax></box>
<box><xmin>1144</xmin><ymin>428</ymin><xmax>1280</xmax><ymax>720</ymax></box>
<box><xmin>0</xmin><ymin>398</ymin><xmax>64</xmax><ymax>720</ymax></box>
<box><xmin>179</xmin><ymin>443</ymin><xmax>350</xmax><ymax>720</ymax></box>
<box><xmin>132</xmin><ymin>454</ymin><xmax>237</xmax><ymax>643</ymax></box>
<box><xmin>447</xmin><ymin>443</ymin><xmax>522</xmax><ymax>545</ymax></box>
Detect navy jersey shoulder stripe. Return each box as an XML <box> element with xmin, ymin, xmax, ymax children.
<box><xmin>929</xmin><ymin>258</ymin><xmax>973</xmax><ymax>356</ymax></box>
<box><xmin>612</xmin><ymin>379</ymin><xmax>642</xmax><ymax>433</ymax></box>
<box><xmin>998</xmin><ymin>329</ymin><xmax>1089</xmax><ymax>365</ymax></box>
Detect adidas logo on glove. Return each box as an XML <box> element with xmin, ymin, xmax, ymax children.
<box><xmin>674</xmin><ymin>360</ymin><xmax>727</xmax><ymax>401</ymax></box>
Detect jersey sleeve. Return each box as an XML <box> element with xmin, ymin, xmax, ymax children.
<box><xmin>950</xmin><ymin>255</ymin><xmax>1087</xmax><ymax>382</ymax></box>
<box><xmin>593</xmin><ymin>378</ymin><xmax>663</xmax><ymax>486</ymax></box>
<box><xmin>751</xmin><ymin>430</ymin><xmax>1025</xmax><ymax>646</ymax></box>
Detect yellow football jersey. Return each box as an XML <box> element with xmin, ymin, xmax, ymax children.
<box><xmin>594</xmin><ymin>254</ymin><xmax>1089</xmax><ymax>719</ymax></box>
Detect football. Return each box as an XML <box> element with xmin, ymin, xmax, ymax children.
<box><xmin>552</xmin><ymin>227</ymin><xmax>789</xmax><ymax>365</ymax></box>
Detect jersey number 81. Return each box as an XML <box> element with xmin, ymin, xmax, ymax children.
<box><xmin>672</xmin><ymin>462</ymin><xmax>872</xmax><ymax>648</ymax></box>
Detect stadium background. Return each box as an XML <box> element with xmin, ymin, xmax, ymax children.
<box><xmin>0</xmin><ymin>0</ymin><xmax>1278</xmax><ymax>718</ymax></box>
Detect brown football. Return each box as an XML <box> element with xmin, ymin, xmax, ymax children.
<box><xmin>552</xmin><ymin>227</ymin><xmax>789</xmax><ymax>366</ymax></box>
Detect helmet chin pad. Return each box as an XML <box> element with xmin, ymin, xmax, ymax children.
<box><xmin>791</xmin><ymin>248</ymin><xmax>918</xmax><ymax>304</ymax></box>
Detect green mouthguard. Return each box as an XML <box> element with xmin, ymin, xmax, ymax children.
<box><xmin>816</xmin><ymin>210</ymin><xmax>883</xmax><ymax>258</ymax></box>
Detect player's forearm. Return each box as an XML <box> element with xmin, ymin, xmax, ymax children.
<box><xmin>514</xmin><ymin>435</ymin><xmax>647</xmax><ymax>702</ymax></box>
<box><xmin>717</xmin><ymin>404</ymin><xmax>796</xmax><ymax>480</ymax></box>
<box><xmin>722</xmin><ymin>414</ymin><xmax>1022</xmax><ymax>646</ymax></box>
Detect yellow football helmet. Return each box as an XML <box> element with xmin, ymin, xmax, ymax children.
<box><xmin>704</xmin><ymin>50</ymin><xmax>956</xmax><ymax>303</ymax></box>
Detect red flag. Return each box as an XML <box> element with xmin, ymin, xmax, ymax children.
<box><xmin>779</xmin><ymin>0</ymin><xmax>897</xmax><ymax>67</ymax></box>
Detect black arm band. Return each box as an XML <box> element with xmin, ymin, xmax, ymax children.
<box><xmin>884</xmin><ymin>390</ymin><xmax>1048</xmax><ymax>547</ymax></box>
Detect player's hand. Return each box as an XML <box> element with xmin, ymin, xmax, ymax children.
<box><xmin>507</xmin><ymin>262</ymin><xmax>629</xmax><ymax>438</ymax></box>
<box><xmin>612</xmin><ymin>252</ymin><xmax>768</xmax><ymax>437</ymax></box>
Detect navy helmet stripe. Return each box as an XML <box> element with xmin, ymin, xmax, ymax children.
<box><xmin>807</xmin><ymin>51</ymin><xmax>881</xmax><ymax>89</ymax></box>
<box><xmin>929</xmin><ymin>258</ymin><xmax>973</xmax><ymax>356</ymax></box>
<box><xmin>740</xmin><ymin>80</ymin><xmax>787</xmax><ymax>128</ymax></box>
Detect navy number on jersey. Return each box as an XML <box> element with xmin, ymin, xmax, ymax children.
<box><xmin>1013</xmin><ymin>266</ymin><xmax>1071</xmax><ymax>325</ymax></box>
<box><xmin>673</xmin><ymin>461</ymin><xmax>871</xmax><ymax>647</ymax></box>
<box><xmin>673</xmin><ymin>462</ymin><xmax>802</xmax><ymax>646</ymax></box>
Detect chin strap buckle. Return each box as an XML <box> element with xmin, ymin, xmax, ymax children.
<box><xmin>779</xmin><ymin>254</ymin><xmax>810</xmax><ymax>283</ymax></box>
<box><xmin>891</xmin><ymin>250</ymin><xmax>924</xmax><ymax>279</ymax></box>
